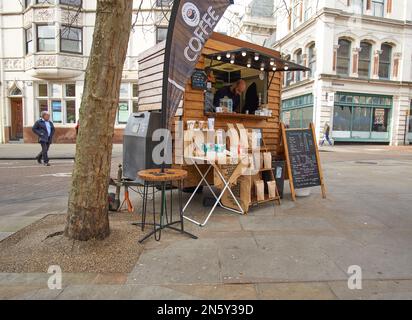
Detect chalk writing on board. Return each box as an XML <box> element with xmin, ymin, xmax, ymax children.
<box><xmin>285</xmin><ymin>129</ymin><xmax>321</xmax><ymax>189</ymax></box>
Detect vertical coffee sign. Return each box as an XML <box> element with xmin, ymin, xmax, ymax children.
<box><xmin>162</xmin><ymin>0</ymin><xmax>233</xmax><ymax>128</ymax></box>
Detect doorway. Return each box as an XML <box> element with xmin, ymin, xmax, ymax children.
<box><xmin>10</xmin><ymin>98</ymin><xmax>23</xmax><ymax>141</ymax></box>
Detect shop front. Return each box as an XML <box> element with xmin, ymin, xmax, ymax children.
<box><xmin>408</xmin><ymin>101</ymin><xmax>412</xmax><ymax>144</ymax></box>
<box><xmin>281</xmin><ymin>94</ymin><xmax>314</xmax><ymax>129</ymax></box>
<box><xmin>332</xmin><ymin>92</ymin><xmax>392</xmax><ymax>143</ymax></box>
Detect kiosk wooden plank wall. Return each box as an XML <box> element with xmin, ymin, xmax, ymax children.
<box><xmin>137</xmin><ymin>33</ymin><xmax>282</xmax><ymax>188</ymax></box>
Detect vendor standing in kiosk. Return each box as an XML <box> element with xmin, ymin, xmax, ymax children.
<box><xmin>213</xmin><ymin>79</ymin><xmax>247</xmax><ymax>113</ymax></box>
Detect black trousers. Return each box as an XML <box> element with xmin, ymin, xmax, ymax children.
<box><xmin>37</xmin><ymin>142</ymin><xmax>50</xmax><ymax>164</ymax></box>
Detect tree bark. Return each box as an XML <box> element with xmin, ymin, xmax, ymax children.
<box><xmin>65</xmin><ymin>0</ymin><xmax>133</xmax><ymax>241</ymax></box>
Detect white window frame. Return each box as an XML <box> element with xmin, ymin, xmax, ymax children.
<box><xmin>35</xmin><ymin>83</ymin><xmax>77</xmax><ymax>125</ymax></box>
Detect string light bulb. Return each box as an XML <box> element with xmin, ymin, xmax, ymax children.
<box><xmin>230</xmin><ymin>55</ymin><xmax>235</xmax><ymax>64</ymax></box>
<box><xmin>284</xmin><ymin>65</ymin><xmax>289</xmax><ymax>71</ymax></box>
<box><xmin>226</xmin><ymin>52</ymin><xmax>231</xmax><ymax>59</ymax></box>
<box><xmin>241</xmin><ymin>51</ymin><xmax>247</xmax><ymax>57</ymax></box>
<box><xmin>247</xmin><ymin>59</ymin><xmax>252</xmax><ymax>68</ymax></box>
<box><xmin>217</xmin><ymin>55</ymin><xmax>222</xmax><ymax>61</ymax></box>
<box><xmin>270</xmin><ymin>59</ymin><xmax>275</xmax><ymax>66</ymax></box>
<box><xmin>254</xmin><ymin>54</ymin><xmax>259</xmax><ymax>61</ymax></box>
<box><xmin>272</xmin><ymin>66</ymin><xmax>277</xmax><ymax>71</ymax></box>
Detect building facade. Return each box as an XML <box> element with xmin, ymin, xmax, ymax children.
<box><xmin>0</xmin><ymin>0</ymin><xmax>172</xmax><ymax>144</ymax></box>
<box><xmin>269</xmin><ymin>0</ymin><xmax>412</xmax><ymax>145</ymax></box>
<box><xmin>224</xmin><ymin>0</ymin><xmax>276</xmax><ymax>46</ymax></box>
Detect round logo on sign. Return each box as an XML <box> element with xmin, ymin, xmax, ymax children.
<box><xmin>182</xmin><ymin>2</ymin><xmax>200</xmax><ymax>27</ymax></box>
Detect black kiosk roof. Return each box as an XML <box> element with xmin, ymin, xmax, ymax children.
<box><xmin>205</xmin><ymin>48</ymin><xmax>310</xmax><ymax>72</ymax></box>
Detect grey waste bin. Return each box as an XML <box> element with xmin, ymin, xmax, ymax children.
<box><xmin>272</xmin><ymin>160</ymin><xmax>286</xmax><ymax>199</ymax></box>
<box><xmin>123</xmin><ymin>111</ymin><xmax>168</xmax><ymax>184</ymax></box>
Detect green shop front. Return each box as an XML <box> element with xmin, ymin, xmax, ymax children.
<box><xmin>281</xmin><ymin>94</ymin><xmax>314</xmax><ymax>129</ymax></box>
<box><xmin>332</xmin><ymin>92</ymin><xmax>392</xmax><ymax>143</ymax></box>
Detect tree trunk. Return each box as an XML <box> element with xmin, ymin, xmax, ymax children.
<box><xmin>65</xmin><ymin>0</ymin><xmax>133</xmax><ymax>241</ymax></box>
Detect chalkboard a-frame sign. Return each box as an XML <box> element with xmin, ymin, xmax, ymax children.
<box><xmin>191</xmin><ymin>69</ymin><xmax>208</xmax><ymax>90</ymax></box>
<box><xmin>281</xmin><ymin>122</ymin><xmax>326</xmax><ymax>201</ymax></box>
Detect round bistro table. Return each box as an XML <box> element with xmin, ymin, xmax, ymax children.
<box><xmin>133</xmin><ymin>168</ymin><xmax>198</xmax><ymax>243</ymax></box>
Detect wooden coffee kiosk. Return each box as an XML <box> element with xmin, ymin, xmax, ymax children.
<box><xmin>137</xmin><ymin>32</ymin><xmax>311</xmax><ymax>214</ymax></box>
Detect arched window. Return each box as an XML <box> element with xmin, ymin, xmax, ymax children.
<box><xmin>308</xmin><ymin>43</ymin><xmax>316</xmax><ymax>78</ymax></box>
<box><xmin>285</xmin><ymin>55</ymin><xmax>293</xmax><ymax>86</ymax></box>
<box><xmin>295</xmin><ymin>49</ymin><xmax>303</xmax><ymax>82</ymax></box>
<box><xmin>359</xmin><ymin>41</ymin><xmax>372</xmax><ymax>78</ymax></box>
<box><xmin>9</xmin><ymin>86</ymin><xmax>22</xmax><ymax>97</ymax></box>
<box><xmin>379</xmin><ymin>43</ymin><xmax>392</xmax><ymax>79</ymax></box>
<box><xmin>337</xmin><ymin>39</ymin><xmax>351</xmax><ymax>76</ymax></box>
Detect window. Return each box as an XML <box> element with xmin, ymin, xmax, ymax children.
<box><xmin>337</xmin><ymin>39</ymin><xmax>351</xmax><ymax>76</ymax></box>
<box><xmin>120</xmin><ymin>83</ymin><xmax>129</xmax><ymax>99</ymax></box>
<box><xmin>292</xmin><ymin>0</ymin><xmax>301</xmax><ymax>29</ymax></box>
<box><xmin>379</xmin><ymin>43</ymin><xmax>392</xmax><ymax>79</ymax></box>
<box><xmin>285</xmin><ymin>70</ymin><xmax>293</xmax><ymax>86</ymax></box>
<box><xmin>66</xmin><ymin>101</ymin><xmax>76</xmax><ymax>123</ymax></box>
<box><xmin>132</xmin><ymin>84</ymin><xmax>139</xmax><ymax>113</ymax></box>
<box><xmin>37</xmin><ymin>25</ymin><xmax>55</xmax><ymax>52</ymax></box>
<box><xmin>352</xmin><ymin>107</ymin><xmax>371</xmax><ymax>132</ymax></box>
<box><xmin>333</xmin><ymin>106</ymin><xmax>352</xmax><ymax>131</ymax></box>
<box><xmin>353</xmin><ymin>0</ymin><xmax>364</xmax><ymax>14</ymax></box>
<box><xmin>118</xmin><ymin>102</ymin><xmax>129</xmax><ymax>124</ymax></box>
<box><xmin>304</xmin><ymin>0</ymin><xmax>312</xmax><ymax>21</ymax></box>
<box><xmin>372</xmin><ymin>108</ymin><xmax>389</xmax><ymax>132</ymax></box>
<box><xmin>132</xmin><ymin>84</ymin><xmax>139</xmax><ymax>98</ymax></box>
<box><xmin>25</xmin><ymin>0</ymin><xmax>33</xmax><ymax>8</ymax></box>
<box><xmin>52</xmin><ymin>100</ymin><xmax>63</xmax><ymax>124</ymax></box>
<box><xmin>36</xmin><ymin>83</ymin><xmax>77</xmax><ymax>124</ymax></box>
<box><xmin>36</xmin><ymin>0</ymin><xmax>56</xmax><ymax>4</ymax></box>
<box><xmin>409</xmin><ymin>102</ymin><xmax>412</xmax><ymax>134</ymax></box>
<box><xmin>39</xmin><ymin>100</ymin><xmax>49</xmax><ymax>117</ymax></box>
<box><xmin>372</xmin><ymin>0</ymin><xmax>384</xmax><ymax>17</ymax></box>
<box><xmin>359</xmin><ymin>41</ymin><xmax>372</xmax><ymax>78</ymax></box>
<box><xmin>117</xmin><ymin>83</ymin><xmax>137</xmax><ymax>121</ymax></box>
<box><xmin>308</xmin><ymin>44</ymin><xmax>316</xmax><ymax>78</ymax></box>
<box><xmin>59</xmin><ymin>0</ymin><xmax>82</xmax><ymax>7</ymax></box>
<box><xmin>65</xmin><ymin>84</ymin><xmax>76</xmax><ymax>97</ymax></box>
<box><xmin>156</xmin><ymin>27</ymin><xmax>168</xmax><ymax>44</ymax></box>
<box><xmin>156</xmin><ymin>0</ymin><xmax>173</xmax><ymax>7</ymax></box>
<box><xmin>38</xmin><ymin>84</ymin><xmax>48</xmax><ymax>97</ymax></box>
<box><xmin>52</xmin><ymin>84</ymin><xmax>62</xmax><ymax>97</ymax></box>
<box><xmin>60</xmin><ymin>26</ymin><xmax>82</xmax><ymax>54</ymax></box>
<box><xmin>25</xmin><ymin>28</ymin><xmax>33</xmax><ymax>54</ymax></box>
<box><xmin>295</xmin><ymin>50</ymin><xmax>303</xmax><ymax>82</ymax></box>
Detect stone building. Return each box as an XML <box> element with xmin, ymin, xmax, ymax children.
<box><xmin>268</xmin><ymin>0</ymin><xmax>412</xmax><ymax>145</ymax></box>
<box><xmin>0</xmin><ymin>0</ymin><xmax>172</xmax><ymax>143</ymax></box>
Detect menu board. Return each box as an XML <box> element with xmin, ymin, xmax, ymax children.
<box><xmin>285</xmin><ymin>128</ymin><xmax>321</xmax><ymax>189</ymax></box>
<box><xmin>191</xmin><ymin>69</ymin><xmax>208</xmax><ymax>90</ymax></box>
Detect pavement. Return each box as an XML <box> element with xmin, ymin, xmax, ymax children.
<box><xmin>1</xmin><ymin>144</ymin><xmax>412</xmax><ymax>299</ymax></box>
<box><xmin>0</xmin><ymin>143</ymin><xmax>123</xmax><ymax>160</ymax></box>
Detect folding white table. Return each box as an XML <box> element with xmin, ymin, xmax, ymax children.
<box><xmin>182</xmin><ymin>156</ymin><xmax>246</xmax><ymax>227</ymax></box>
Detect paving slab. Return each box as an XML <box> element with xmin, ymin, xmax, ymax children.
<box><xmin>256</xmin><ymin>282</ymin><xmax>337</xmax><ymax>300</ymax></box>
<box><xmin>165</xmin><ymin>284</ymin><xmax>258</xmax><ymax>300</ymax></box>
<box><xmin>219</xmin><ymin>234</ymin><xmax>348</xmax><ymax>284</ymax></box>
<box><xmin>55</xmin><ymin>285</ymin><xmax>199</xmax><ymax>300</ymax></box>
<box><xmin>127</xmin><ymin>239</ymin><xmax>221</xmax><ymax>285</ymax></box>
<box><xmin>328</xmin><ymin>280</ymin><xmax>412</xmax><ymax>300</ymax></box>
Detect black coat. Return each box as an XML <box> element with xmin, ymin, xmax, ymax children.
<box><xmin>32</xmin><ymin>119</ymin><xmax>55</xmax><ymax>144</ymax></box>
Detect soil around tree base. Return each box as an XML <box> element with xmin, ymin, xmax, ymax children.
<box><xmin>0</xmin><ymin>213</ymin><xmax>144</xmax><ymax>273</ymax></box>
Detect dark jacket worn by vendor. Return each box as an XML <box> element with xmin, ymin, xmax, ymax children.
<box><xmin>32</xmin><ymin>112</ymin><xmax>55</xmax><ymax>166</ymax></box>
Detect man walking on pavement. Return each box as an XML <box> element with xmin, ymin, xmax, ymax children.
<box><xmin>32</xmin><ymin>111</ymin><xmax>55</xmax><ymax>166</ymax></box>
